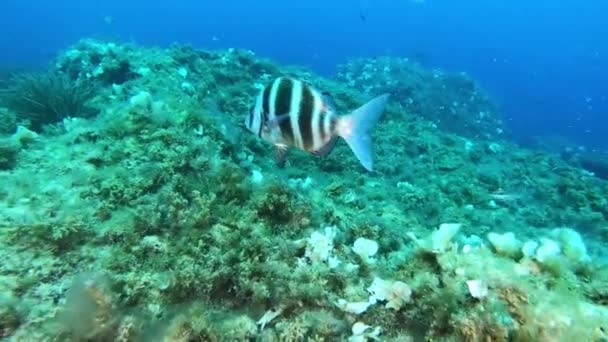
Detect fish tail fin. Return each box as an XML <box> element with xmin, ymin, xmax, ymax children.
<box><xmin>337</xmin><ymin>94</ymin><xmax>389</xmax><ymax>171</ymax></box>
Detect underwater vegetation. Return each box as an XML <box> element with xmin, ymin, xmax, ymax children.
<box><xmin>0</xmin><ymin>71</ymin><xmax>98</xmax><ymax>131</ymax></box>
<box><xmin>0</xmin><ymin>39</ymin><xmax>607</xmax><ymax>341</ymax></box>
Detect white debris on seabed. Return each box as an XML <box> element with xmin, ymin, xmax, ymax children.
<box><xmin>257</xmin><ymin>306</ymin><xmax>284</xmax><ymax>330</ymax></box>
<box><xmin>408</xmin><ymin>222</ymin><xmax>462</xmax><ymax>253</ymax></box>
<box><xmin>348</xmin><ymin>322</ymin><xmax>381</xmax><ymax>342</ymax></box>
<box><xmin>299</xmin><ymin>226</ymin><xmax>341</xmax><ymax>268</ymax></box>
<box><xmin>352</xmin><ymin>237</ymin><xmax>379</xmax><ymax>264</ymax></box>
<box><xmin>466</xmin><ymin>279</ymin><xmax>488</xmax><ymax>300</ymax></box>
<box><xmin>336</xmin><ymin>298</ymin><xmax>374</xmax><ymax>315</ymax></box>
<box><xmin>367</xmin><ymin>277</ymin><xmax>412</xmax><ymax>310</ymax></box>
<box><xmin>250</xmin><ymin>169</ymin><xmax>264</xmax><ymax>185</ymax></box>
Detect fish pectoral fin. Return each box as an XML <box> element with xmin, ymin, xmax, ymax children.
<box><xmin>311</xmin><ymin>137</ymin><xmax>338</xmax><ymax>157</ymax></box>
<box><xmin>274</xmin><ymin>145</ymin><xmax>290</xmax><ymax>168</ymax></box>
<box><xmin>266</xmin><ymin>113</ymin><xmax>291</xmax><ymax>130</ymax></box>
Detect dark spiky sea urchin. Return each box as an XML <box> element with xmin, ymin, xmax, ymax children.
<box><xmin>0</xmin><ymin>71</ymin><xmax>98</xmax><ymax>131</ymax></box>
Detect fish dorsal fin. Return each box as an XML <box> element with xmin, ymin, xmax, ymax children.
<box><xmin>311</xmin><ymin>137</ymin><xmax>338</xmax><ymax>157</ymax></box>
<box><xmin>321</xmin><ymin>92</ymin><xmax>338</xmax><ymax>111</ymax></box>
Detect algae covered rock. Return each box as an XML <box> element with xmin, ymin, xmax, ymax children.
<box><xmin>0</xmin><ymin>107</ymin><xmax>17</xmax><ymax>134</ymax></box>
<box><xmin>336</xmin><ymin>56</ymin><xmax>504</xmax><ymax>139</ymax></box>
<box><xmin>0</xmin><ymin>293</ymin><xmax>20</xmax><ymax>338</ymax></box>
<box><xmin>1</xmin><ymin>38</ymin><xmax>607</xmax><ymax>341</ymax></box>
<box><xmin>0</xmin><ymin>139</ymin><xmax>18</xmax><ymax>170</ymax></box>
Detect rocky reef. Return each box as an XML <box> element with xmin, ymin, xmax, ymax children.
<box><xmin>335</xmin><ymin>56</ymin><xmax>504</xmax><ymax>140</ymax></box>
<box><xmin>0</xmin><ymin>39</ymin><xmax>606</xmax><ymax>341</ymax></box>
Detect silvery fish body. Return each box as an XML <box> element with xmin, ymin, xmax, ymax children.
<box><xmin>245</xmin><ymin>77</ymin><xmax>388</xmax><ymax>171</ymax></box>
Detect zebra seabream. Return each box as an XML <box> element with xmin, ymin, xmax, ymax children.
<box><xmin>245</xmin><ymin>77</ymin><xmax>389</xmax><ymax>171</ymax></box>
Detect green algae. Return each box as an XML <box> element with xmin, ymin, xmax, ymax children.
<box><xmin>0</xmin><ymin>39</ymin><xmax>606</xmax><ymax>341</ymax></box>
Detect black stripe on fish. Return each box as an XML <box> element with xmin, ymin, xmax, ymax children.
<box><xmin>268</xmin><ymin>77</ymin><xmax>282</xmax><ymax>137</ymax></box>
<box><xmin>276</xmin><ymin>78</ymin><xmax>294</xmax><ymax>145</ymax></box>
<box><xmin>248</xmin><ymin>105</ymin><xmax>254</xmax><ymax>130</ymax></box>
<box><xmin>318</xmin><ymin>110</ymin><xmax>327</xmax><ymax>143</ymax></box>
<box><xmin>261</xmin><ymin>106</ymin><xmax>268</xmax><ymax>125</ymax></box>
<box><xmin>298</xmin><ymin>83</ymin><xmax>315</xmax><ymax>150</ymax></box>
<box><xmin>262</xmin><ymin>84</ymin><xmax>271</xmax><ymax>118</ymax></box>
<box><xmin>329</xmin><ymin>115</ymin><xmax>337</xmax><ymax>135</ymax></box>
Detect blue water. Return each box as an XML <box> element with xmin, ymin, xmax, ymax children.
<box><xmin>1</xmin><ymin>0</ymin><xmax>606</xmax><ymax>150</ymax></box>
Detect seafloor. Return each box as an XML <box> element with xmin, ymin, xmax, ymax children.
<box><xmin>0</xmin><ymin>39</ymin><xmax>607</xmax><ymax>341</ymax></box>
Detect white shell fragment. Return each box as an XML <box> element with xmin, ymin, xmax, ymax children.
<box><xmin>487</xmin><ymin>232</ymin><xmax>522</xmax><ymax>259</ymax></box>
<box><xmin>535</xmin><ymin>238</ymin><xmax>561</xmax><ymax>264</ymax></box>
<box><xmin>250</xmin><ymin>169</ymin><xmax>264</xmax><ymax>184</ymax></box>
<box><xmin>522</xmin><ymin>240</ymin><xmax>539</xmax><ymax>258</ymax></box>
<box><xmin>352</xmin><ymin>322</ymin><xmax>371</xmax><ymax>335</ymax></box>
<box><xmin>348</xmin><ymin>322</ymin><xmax>381</xmax><ymax>342</ymax></box>
<box><xmin>431</xmin><ymin>223</ymin><xmax>462</xmax><ymax>253</ymax></box>
<box><xmin>466</xmin><ymin>279</ymin><xmax>488</xmax><ymax>300</ymax></box>
<box><xmin>336</xmin><ymin>299</ymin><xmax>374</xmax><ymax>315</ymax></box>
<box><xmin>352</xmin><ymin>237</ymin><xmax>379</xmax><ymax>263</ymax></box>
<box><xmin>408</xmin><ymin>223</ymin><xmax>461</xmax><ymax>253</ymax></box>
<box><xmin>305</xmin><ymin>226</ymin><xmax>337</xmax><ymax>264</ymax></box>
<box><xmin>256</xmin><ymin>306</ymin><xmax>284</xmax><ymax>330</ymax></box>
<box><xmin>11</xmin><ymin>125</ymin><xmax>39</xmax><ymax>145</ymax></box>
<box><xmin>367</xmin><ymin>277</ymin><xmax>412</xmax><ymax>310</ymax></box>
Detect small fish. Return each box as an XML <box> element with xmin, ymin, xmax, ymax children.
<box><xmin>244</xmin><ymin>77</ymin><xmax>388</xmax><ymax>171</ymax></box>
<box><xmin>489</xmin><ymin>189</ymin><xmax>522</xmax><ymax>203</ymax></box>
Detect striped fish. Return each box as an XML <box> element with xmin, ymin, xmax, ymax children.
<box><xmin>245</xmin><ymin>77</ymin><xmax>388</xmax><ymax>171</ymax></box>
